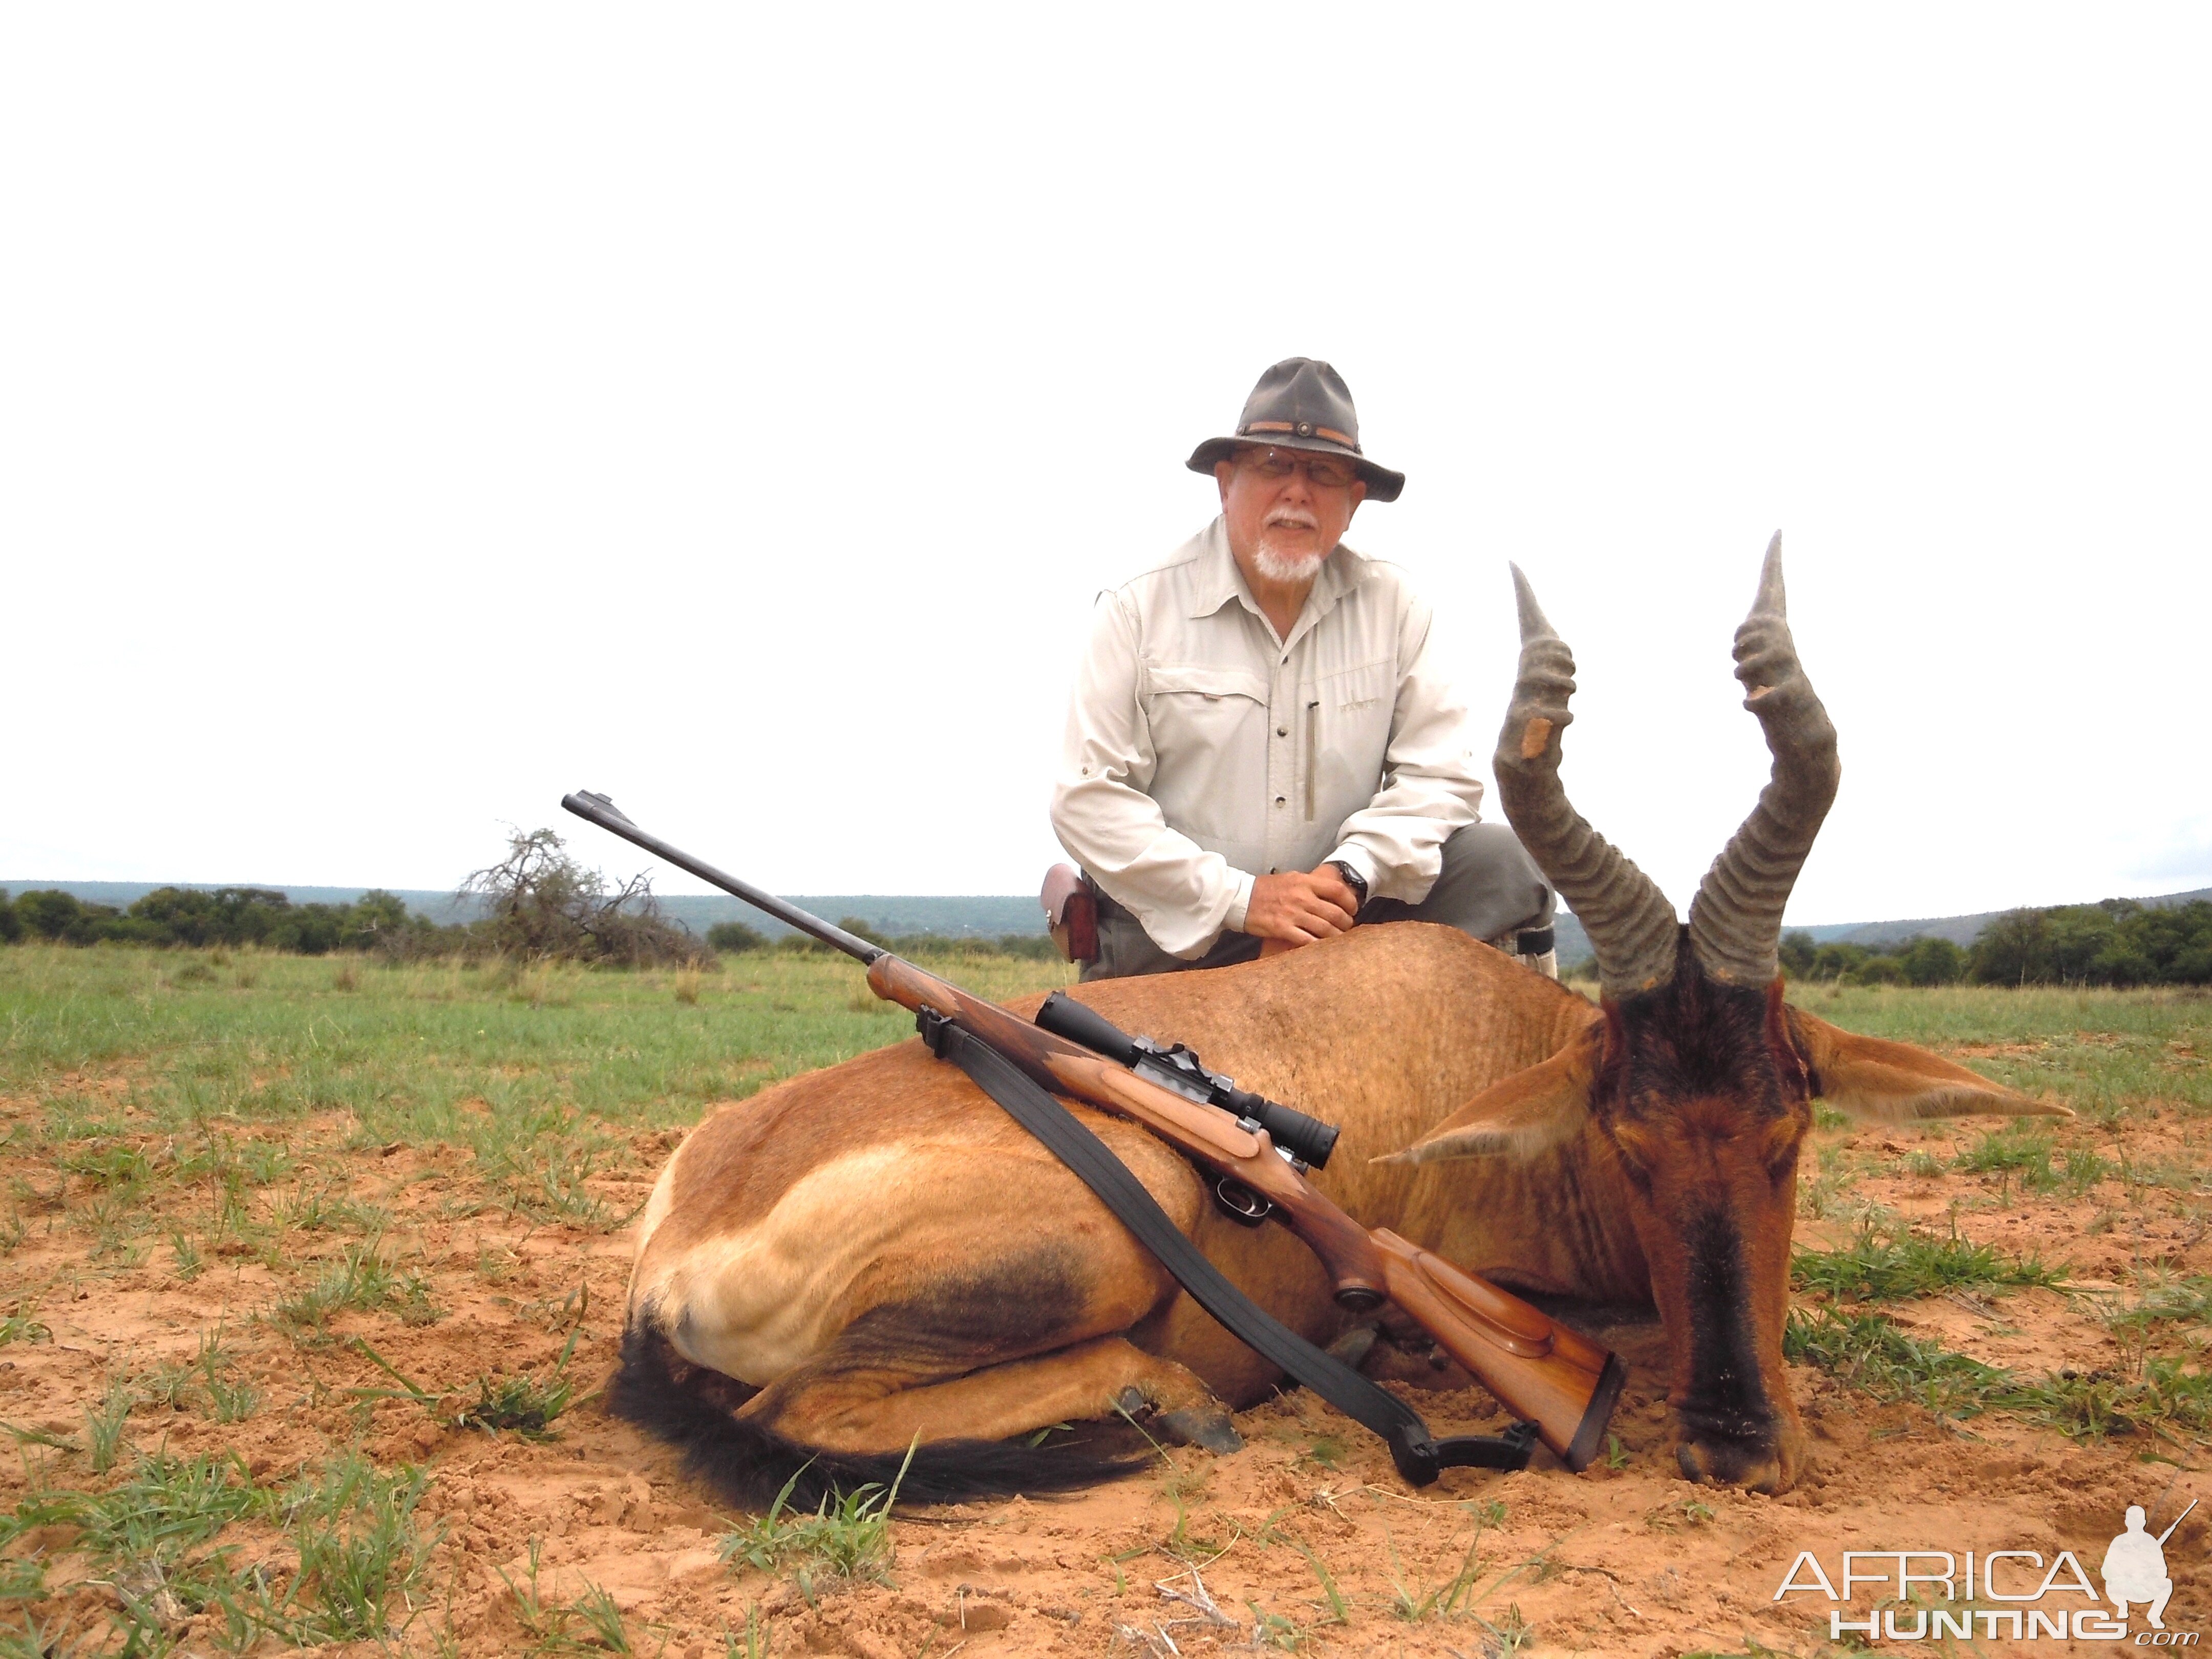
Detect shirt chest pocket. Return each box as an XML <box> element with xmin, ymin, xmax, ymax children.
<box><xmin>1310</xmin><ymin>658</ymin><xmax>1396</xmax><ymax>800</ymax></box>
<box><xmin>1141</xmin><ymin>664</ymin><xmax>1271</xmax><ymax>762</ymax></box>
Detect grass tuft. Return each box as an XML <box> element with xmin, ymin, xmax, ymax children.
<box><xmin>274</xmin><ymin>1241</ymin><xmax>439</xmax><ymax>1341</ymax></box>
<box><xmin>0</xmin><ymin>1308</ymin><xmax>50</xmax><ymax>1348</ymax></box>
<box><xmin>1792</xmin><ymin>1216</ymin><xmax>2066</xmax><ymax>1302</ymax></box>
<box><xmin>719</xmin><ymin>1441</ymin><xmax>916</xmax><ymax>1586</ymax></box>
<box><xmin>1784</xmin><ymin>1306</ymin><xmax>2010</xmax><ymax>1419</ymax></box>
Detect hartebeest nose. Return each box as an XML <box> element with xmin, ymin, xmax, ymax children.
<box><xmin>1674</xmin><ymin>1412</ymin><xmax>1804</xmax><ymax>1494</ymax></box>
<box><xmin>1676</xmin><ymin>1437</ymin><xmax>1784</xmax><ymax>1494</ymax></box>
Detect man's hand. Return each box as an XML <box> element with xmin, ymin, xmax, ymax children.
<box><xmin>1246</xmin><ymin>862</ymin><xmax>1362</xmax><ymax>951</ymax></box>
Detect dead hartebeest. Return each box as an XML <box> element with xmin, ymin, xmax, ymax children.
<box><xmin>613</xmin><ymin>538</ymin><xmax>2061</xmax><ymax>1502</ymax></box>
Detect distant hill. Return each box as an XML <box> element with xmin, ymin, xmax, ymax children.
<box><xmin>7</xmin><ymin>880</ymin><xmax>2205</xmax><ymax>956</ymax></box>
<box><xmin>1789</xmin><ymin>887</ymin><xmax>2212</xmax><ymax>950</ymax></box>
<box><xmin>651</xmin><ymin>893</ymin><xmax>1046</xmax><ymax>940</ymax></box>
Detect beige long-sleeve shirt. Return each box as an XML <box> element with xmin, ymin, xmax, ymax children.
<box><xmin>1050</xmin><ymin>517</ymin><xmax>1485</xmax><ymax>960</ymax></box>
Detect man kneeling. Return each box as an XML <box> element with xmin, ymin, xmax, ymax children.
<box><xmin>1049</xmin><ymin>358</ymin><xmax>1555</xmax><ymax>982</ymax></box>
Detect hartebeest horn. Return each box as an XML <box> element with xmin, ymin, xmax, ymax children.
<box><xmin>1685</xmin><ymin>535</ymin><xmax>1841</xmax><ymax>986</ymax></box>
<box><xmin>1494</xmin><ymin>565</ymin><xmax>1681</xmax><ymax>998</ymax></box>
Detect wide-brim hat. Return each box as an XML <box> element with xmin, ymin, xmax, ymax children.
<box><xmin>1186</xmin><ymin>357</ymin><xmax>1405</xmax><ymax>503</ymax></box>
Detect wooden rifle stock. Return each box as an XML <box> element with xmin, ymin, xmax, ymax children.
<box><xmin>866</xmin><ymin>954</ymin><xmax>1624</xmax><ymax>1470</ymax></box>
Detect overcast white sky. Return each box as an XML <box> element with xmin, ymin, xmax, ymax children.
<box><xmin>4</xmin><ymin>6</ymin><xmax>2206</xmax><ymax>926</ymax></box>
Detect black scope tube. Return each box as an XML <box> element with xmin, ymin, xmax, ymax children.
<box><xmin>1036</xmin><ymin>991</ymin><xmax>1341</xmax><ymax>1169</ymax></box>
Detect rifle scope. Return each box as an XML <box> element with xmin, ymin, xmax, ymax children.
<box><xmin>1035</xmin><ymin>990</ymin><xmax>1341</xmax><ymax>1169</ymax></box>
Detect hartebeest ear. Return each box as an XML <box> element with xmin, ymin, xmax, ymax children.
<box><xmin>1786</xmin><ymin>1008</ymin><xmax>2072</xmax><ymax>1122</ymax></box>
<box><xmin>1376</xmin><ymin>1020</ymin><xmax>1604</xmax><ymax>1165</ymax></box>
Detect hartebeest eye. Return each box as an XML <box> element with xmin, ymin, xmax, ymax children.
<box><xmin>1607</xmin><ymin>1121</ymin><xmax>1660</xmax><ymax>1186</ymax></box>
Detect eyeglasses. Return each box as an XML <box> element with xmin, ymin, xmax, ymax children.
<box><xmin>1235</xmin><ymin>446</ymin><xmax>1360</xmax><ymax>491</ymax></box>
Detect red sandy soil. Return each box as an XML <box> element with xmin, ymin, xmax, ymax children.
<box><xmin>3</xmin><ymin>1065</ymin><xmax>2207</xmax><ymax>1657</ymax></box>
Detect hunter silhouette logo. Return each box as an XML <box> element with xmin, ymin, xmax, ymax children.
<box><xmin>1772</xmin><ymin>1497</ymin><xmax>2198</xmax><ymax>1643</ymax></box>
<box><xmin>2105</xmin><ymin>1500</ymin><xmax>2195</xmax><ymax>1632</ymax></box>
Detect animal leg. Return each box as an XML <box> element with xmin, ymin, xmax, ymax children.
<box><xmin>742</xmin><ymin>1334</ymin><xmax>1232</xmax><ymax>1454</ymax></box>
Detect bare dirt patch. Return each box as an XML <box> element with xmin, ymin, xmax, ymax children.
<box><xmin>4</xmin><ymin>973</ymin><xmax>2210</xmax><ymax>1654</ymax></box>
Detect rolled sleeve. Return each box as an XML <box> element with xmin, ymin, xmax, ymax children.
<box><xmin>1049</xmin><ymin>594</ymin><xmax>1250</xmax><ymax>959</ymax></box>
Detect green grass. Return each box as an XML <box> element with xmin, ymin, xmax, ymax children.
<box><xmin>273</xmin><ymin>1240</ymin><xmax>440</xmax><ymax>1341</ymax></box>
<box><xmin>1381</xmin><ymin>1498</ymin><xmax>1507</xmax><ymax>1622</ymax></box>
<box><xmin>0</xmin><ymin>943</ymin><xmax>1073</xmax><ymax>1142</ymax></box>
<box><xmin>718</xmin><ymin>1442</ymin><xmax>916</xmax><ymax>1588</ymax></box>
<box><xmin>0</xmin><ymin>1309</ymin><xmax>47</xmax><ymax>1348</ymax></box>
<box><xmin>1792</xmin><ymin>1215</ymin><xmax>2066</xmax><ymax>1301</ymax></box>
<box><xmin>1785</xmin><ymin>1306</ymin><xmax>2212</xmax><ymax>1443</ymax></box>
<box><xmin>1788</xmin><ymin>982</ymin><xmax>2212</xmax><ymax>1119</ymax></box>
<box><xmin>274</xmin><ymin>1453</ymin><xmax>438</xmax><ymax>1644</ymax></box>
<box><xmin>1783</xmin><ymin>1306</ymin><xmax>2015</xmax><ymax>1419</ymax></box>
<box><xmin>499</xmin><ymin>1539</ymin><xmax>644</xmax><ymax>1655</ymax></box>
<box><xmin>0</xmin><ymin>1448</ymin><xmax>268</xmax><ymax>1564</ymax></box>
<box><xmin>350</xmin><ymin>1318</ymin><xmax>587</xmax><ymax>1440</ymax></box>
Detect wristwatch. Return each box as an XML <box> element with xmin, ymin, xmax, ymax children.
<box><xmin>1327</xmin><ymin>861</ymin><xmax>1368</xmax><ymax>913</ymax></box>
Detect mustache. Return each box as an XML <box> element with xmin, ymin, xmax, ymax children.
<box><xmin>1263</xmin><ymin>507</ymin><xmax>1320</xmax><ymax>530</ymax></box>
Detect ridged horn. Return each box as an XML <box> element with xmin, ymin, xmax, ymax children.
<box><xmin>1493</xmin><ymin>565</ymin><xmax>1680</xmax><ymax>998</ymax></box>
<box><xmin>1685</xmin><ymin>534</ymin><xmax>1841</xmax><ymax>985</ymax></box>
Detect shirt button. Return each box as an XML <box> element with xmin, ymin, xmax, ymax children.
<box><xmin>1274</xmin><ymin>796</ymin><xmax>1286</xmax><ymax>806</ymax></box>
<box><xmin>1277</xmin><ymin>726</ymin><xmax>1288</xmax><ymax>737</ymax></box>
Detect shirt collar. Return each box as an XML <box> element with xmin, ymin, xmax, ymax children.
<box><xmin>1186</xmin><ymin>515</ymin><xmax>1371</xmax><ymax>632</ymax></box>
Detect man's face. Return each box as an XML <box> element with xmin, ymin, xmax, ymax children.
<box><xmin>1216</xmin><ymin>446</ymin><xmax>1367</xmax><ymax>585</ymax></box>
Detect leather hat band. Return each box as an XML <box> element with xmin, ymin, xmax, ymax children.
<box><xmin>1238</xmin><ymin>419</ymin><xmax>1360</xmax><ymax>452</ymax></box>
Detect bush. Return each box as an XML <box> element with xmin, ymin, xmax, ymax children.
<box><xmin>1969</xmin><ymin>900</ymin><xmax>2212</xmax><ymax>987</ymax></box>
<box><xmin>707</xmin><ymin>920</ymin><xmax>768</xmax><ymax>954</ymax></box>
<box><xmin>1779</xmin><ymin>931</ymin><xmax>1817</xmax><ymax>979</ymax></box>
<box><xmin>1809</xmin><ymin>942</ymin><xmax>1870</xmax><ymax>981</ymax></box>
<box><xmin>12</xmin><ymin>889</ymin><xmax>120</xmax><ymax>944</ymax></box>
<box><xmin>1895</xmin><ymin>936</ymin><xmax>1968</xmax><ymax>987</ymax></box>
<box><xmin>459</xmin><ymin>828</ymin><xmax>711</xmax><ymax>968</ymax></box>
<box><xmin>0</xmin><ymin>884</ymin><xmax>442</xmax><ymax>954</ymax></box>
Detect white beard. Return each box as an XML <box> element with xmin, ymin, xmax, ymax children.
<box><xmin>1252</xmin><ymin>544</ymin><xmax>1327</xmax><ymax>584</ymax></box>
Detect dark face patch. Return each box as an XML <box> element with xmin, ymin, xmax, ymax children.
<box><xmin>1592</xmin><ymin>938</ymin><xmax>1813</xmax><ymax>1483</ymax></box>
<box><xmin>1670</xmin><ymin>1209</ymin><xmax>1776</xmax><ymax>1447</ymax></box>
<box><xmin>1597</xmin><ymin>943</ymin><xmax>1809</xmax><ymax>1162</ymax></box>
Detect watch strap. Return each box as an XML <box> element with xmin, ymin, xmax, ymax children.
<box><xmin>1327</xmin><ymin>860</ymin><xmax>1368</xmax><ymax>910</ymax></box>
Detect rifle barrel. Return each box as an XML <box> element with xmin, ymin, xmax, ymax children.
<box><xmin>559</xmin><ymin>791</ymin><xmax>886</xmax><ymax>963</ymax></box>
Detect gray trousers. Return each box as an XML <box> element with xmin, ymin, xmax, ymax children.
<box><xmin>1082</xmin><ymin>821</ymin><xmax>1556</xmax><ymax>982</ymax></box>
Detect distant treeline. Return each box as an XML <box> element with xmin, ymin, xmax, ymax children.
<box><xmin>707</xmin><ymin>918</ymin><xmax>1059</xmax><ymax>963</ymax></box>
<box><xmin>18</xmin><ymin>872</ymin><xmax>2199</xmax><ymax>984</ymax></box>
<box><xmin>0</xmin><ymin>885</ymin><xmax>429</xmax><ymax>954</ymax></box>
<box><xmin>1780</xmin><ymin>899</ymin><xmax>2212</xmax><ymax>988</ymax></box>
<box><xmin>0</xmin><ymin>882</ymin><xmax>1060</xmax><ymax>965</ymax></box>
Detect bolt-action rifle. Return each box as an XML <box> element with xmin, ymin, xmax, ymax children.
<box><xmin>562</xmin><ymin>790</ymin><xmax>1626</xmax><ymax>1478</ymax></box>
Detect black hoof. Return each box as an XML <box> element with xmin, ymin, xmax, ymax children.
<box><xmin>1155</xmin><ymin>1406</ymin><xmax>1243</xmax><ymax>1455</ymax></box>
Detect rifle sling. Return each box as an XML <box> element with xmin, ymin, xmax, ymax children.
<box><xmin>919</xmin><ymin>1010</ymin><xmax>1536</xmax><ymax>1486</ymax></box>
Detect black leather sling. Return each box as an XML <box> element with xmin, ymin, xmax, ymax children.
<box><xmin>918</xmin><ymin>1010</ymin><xmax>1536</xmax><ymax>1485</ymax></box>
